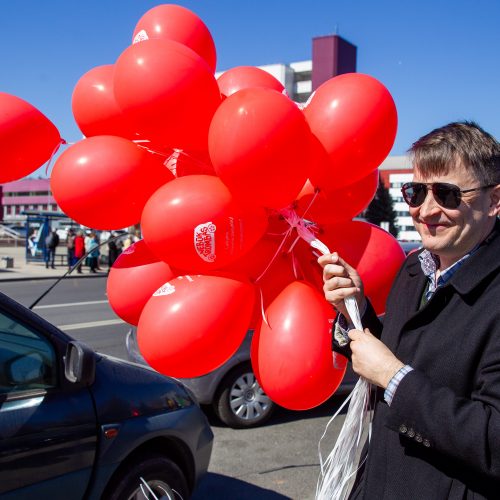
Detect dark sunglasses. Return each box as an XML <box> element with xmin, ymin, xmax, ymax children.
<box><xmin>401</xmin><ymin>182</ymin><xmax>496</xmax><ymax>209</ymax></box>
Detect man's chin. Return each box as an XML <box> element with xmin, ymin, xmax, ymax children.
<box><xmin>419</xmin><ymin>235</ymin><xmax>446</xmax><ymax>253</ymax></box>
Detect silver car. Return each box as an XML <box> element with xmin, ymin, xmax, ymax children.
<box><xmin>127</xmin><ymin>328</ymin><xmax>358</xmax><ymax>429</ymax></box>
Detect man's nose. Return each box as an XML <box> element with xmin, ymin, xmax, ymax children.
<box><xmin>418</xmin><ymin>188</ymin><xmax>442</xmax><ymax>216</ymax></box>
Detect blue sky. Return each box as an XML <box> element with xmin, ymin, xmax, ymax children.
<box><xmin>1</xmin><ymin>0</ymin><xmax>499</xmax><ymax>177</ymax></box>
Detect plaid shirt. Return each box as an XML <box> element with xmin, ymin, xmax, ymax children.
<box><xmin>418</xmin><ymin>249</ymin><xmax>472</xmax><ymax>303</ymax></box>
<box><xmin>384</xmin><ymin>248</ymin><xmax>475</xmax><ymax>405</ymax></box>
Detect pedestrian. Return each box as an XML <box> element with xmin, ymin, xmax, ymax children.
<box><xmin>44</xmin><ymin>228</ymin><xmax>59</xmax><ymax>269</ymax></box>
<box><xmin>66</xmin><ymin>228</ymin><xmax>76</xmax><ymax>270</ymax></box>
<box><xmin>122</xmin><ymin>233</ymin><xmax>134</xmax><ymax>250</ymax></box>
<box><xmin>85</xmin><ymin>231</ymin><xmax>100</xmax><ymax>273</ymax></box>
<box><xmin>74</xmin><ymin>230</ymin><xmax>85</xmax><ymax>273</ymax></box>
<box><xmin>319</xmin><ymin>122</ymin><xmax>500</xmax><ymax>499</ymax></box>
<box><xmin>107</xmin><ymin>232</ymin><xmax>123</xmax><ymax>269</ymax></box>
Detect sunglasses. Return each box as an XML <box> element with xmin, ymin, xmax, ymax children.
<box><xmin>401</xmin><ymin>182</ymin><xmax>496</xmax><ymax>209</ymax></box>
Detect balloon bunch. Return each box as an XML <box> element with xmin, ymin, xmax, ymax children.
<box><xmin>2</xmin><ymin>4</ymin><xmax>406</xmax><ymax>410</ymax></box>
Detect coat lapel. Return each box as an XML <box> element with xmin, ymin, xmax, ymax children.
<box><xmin>383</xmin><ymin>252</ymin><xmax>427</xmax><ymax>352</ymax></box>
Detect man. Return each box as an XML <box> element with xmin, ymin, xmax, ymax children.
<box><xmin>319</xmin><ymin>122</ymin><xmax>500</xmax><ymax>499</ymax></box>
<box><xmin>44</xmin><ymin>228</ymin><xmax>59</xmax><ymax>269</ymax></box>
<box><xmin>66</xmin><ymin>228</ymin><xmax>76</xmax><ymax>270</ymax></box>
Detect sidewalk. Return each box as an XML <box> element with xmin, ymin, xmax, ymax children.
<box><xmin>0</xmin><ymin>245</ymin><xmax>108</xmax><ymax>282</ymax></box>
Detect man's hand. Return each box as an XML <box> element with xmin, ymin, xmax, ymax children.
<box><xmin>318</xmin><ymin>252</ymin><xmax>366</xmax><ymax>322</ymax></box>
<box><xmin>348</xmin><ymin>328</ymin><xmax>404</xmax><ymax>388</ymax></box>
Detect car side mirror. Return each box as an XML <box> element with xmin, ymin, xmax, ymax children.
<box><xmin>64</xmin><ymin>341</ymin><xmax>96</xmax><ymax>386</ymax></box>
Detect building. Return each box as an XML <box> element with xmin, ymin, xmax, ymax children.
<box><xmin>0</xmin><ymin>179</ymin><xmax>60</xmax><ymax>222</ymax></box>
<box><xmin>379</xmin><ymin>156</ymin><xmax>419</xmax><ymax>241</ymax></box>
<box><xmin>216</xmin><ymin>34</ymin><xmax>357</xmax><ymax>101</ymax></box>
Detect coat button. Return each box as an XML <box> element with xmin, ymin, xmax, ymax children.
<box><xmin>399</xmin><ymin>424</ymin><xmax>408</xmax><ymax>434</ymax></box>
<box><xmin>407</xmin><ymin>428</ymin><xmax>415</xmax><ymax>438</ymax></box>
<box><xmin>415</xmin><ymin>433</ymin><xmax>423</xmax><ymax>443</ymax></box>
<box><xmin>423</xmin><ymin>439</ymin><xmax>431</xmax><ymax>448</ymax></box>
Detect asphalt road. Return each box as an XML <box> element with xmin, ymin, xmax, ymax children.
<box><xmin>2</xmin><ymin>277</ymin><xmax>350</xmax><ymax>499</ymax></box>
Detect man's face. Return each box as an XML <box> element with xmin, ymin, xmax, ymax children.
<box><xmin>410</xmin><ymin>162</ymin><xmax>498</xmax><ymax>268</ymax></box>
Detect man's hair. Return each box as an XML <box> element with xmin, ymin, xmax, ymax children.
<box><xmin>408</xmin><ymin>121</ymin><xmax>500</xmax><ymax>185</ymax></box>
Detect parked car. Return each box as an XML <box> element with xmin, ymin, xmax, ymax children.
<box><xmin>0</xmin><ymin>291</ymin><xmax>213</xmax><ymax>500</ymax></box>
<box><xmin>399</xmin><ymin>240</ymin><xmax>422</xmax><ymax>255</ymax></box>
<box><xmin>127</xmin><ymin>328</ymin><xmax>359</xmax><ymax>430</ymax></box>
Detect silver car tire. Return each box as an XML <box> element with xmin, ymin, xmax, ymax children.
<box><xmin>213</xmin><ymin>362</ymin><xmax>275</xmax><ymax>429</ymax></box>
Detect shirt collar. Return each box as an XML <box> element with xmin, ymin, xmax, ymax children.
<box><xmin>418</xmin><ymin>247</ymin><xmax>477</xmax><ymax>292</ymax></box>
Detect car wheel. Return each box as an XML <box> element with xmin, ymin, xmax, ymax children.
<box><xmin>103</xmin><ymin>454</ymin><xmax>189</xmax><ymax>500</ymax></box>
<box><xmin>213</xmin><ymin>362</ymin><xmax>275</xmax><ymax>428</ymax></box>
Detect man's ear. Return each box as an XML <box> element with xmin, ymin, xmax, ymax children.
<box><xmin>488</xmin><ymin>184</ymin><xmax>500</xmax><ymax>217</ymax></box>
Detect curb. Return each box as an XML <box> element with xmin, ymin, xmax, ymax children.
<box><xmin>0</xmin><ymin>273</ymin><xmax>108</xmax><ymax>283</ymax></box>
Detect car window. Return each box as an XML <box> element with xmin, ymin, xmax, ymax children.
<box><xmin>0</xmin><ymin>311</ymin><xmax>57</xmax><ymax>395</ymax></box>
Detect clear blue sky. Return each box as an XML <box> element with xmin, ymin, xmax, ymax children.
<box><xmin>1</xmin><ymin>0</ymin><xmax>499</xmax><ymax>177</ymax></box>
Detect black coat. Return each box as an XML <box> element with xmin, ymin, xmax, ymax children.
<box><xmin>346</xmin><ymin>220</ymin><xmax>500</xmax><ymax>499</ymax></box>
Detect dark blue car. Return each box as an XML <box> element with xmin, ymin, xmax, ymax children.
<box><xmin>0</xmin><ymin>291</ymin><xmax>213</xmax><ymax>499</ymax></box>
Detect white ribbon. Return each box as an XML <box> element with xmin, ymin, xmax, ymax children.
<box><xmin>283</xmin><ymin>212</ymin><xmax>372</xmax><ymax>500</ymax></box>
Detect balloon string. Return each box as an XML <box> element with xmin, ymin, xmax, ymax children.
<box><xmin>278</xmin><ymin>207</ymin><xmax>321</xmax><ymax>246</ymax></box>
<box><xmin>44</xmin><ymin>138</ymin><xmax>67</xmax><ymax>176</ymax></box>
<box><xmin>257</xmin><ymin>285</ymin><xmax>271</xmax><ymax>328</ymax></box>
<box><xmin>134</xmin><ymin>144</ymin><xmax>211</xmax><ymax>177</ymax></box>
<box><xmin>254</xmin><ymin>226</ymin><xmax>293</xmax><ymax>284</ymax></box>
<box><xmin>289</xmin><ymin>247</ymin><xmax>308</xmax><ymax>282</ymax></box>
<box><xmin>254</xmin><ymin>206</ymin><xmax>321</xmax><ymax>282</ymax></box>
<box><xmin>290</xmin><ymin>249</ymin><xmax>300</xmax><ymax>280</ymax></box>
<box><xmin>300</xmin><ymin>187</ymin><xmax>321</xmax><ymax>220</ymax></box>
<box><xmin>286</xmin><ymin>234</ymin><xmax>301</xmax><ymax>254</ymax></box>
<box><xmin>176</xmin><ymin>148</ymin><xmax>211</xmax><ymax>168</ymax></box>
<box><xmin>135</xmin><ymin>141</ymin><xmax>172</xmax><ymax>158</ymax></box>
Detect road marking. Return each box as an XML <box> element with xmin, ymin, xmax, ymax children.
<box><xmin>57</xmin><ymin>319</ymin><xmax>124</xmax><ymax>331</ymax></box>
<box><xmin>34</xmin><ymin>300</ymin><xmax>108</xmax><ymax>309</ymax></box>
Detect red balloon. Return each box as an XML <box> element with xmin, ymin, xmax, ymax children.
<box><xmin>114</xmin><ymin>38</ymin><xmax>221</xmax><ymax>152</ymax></box>
<box><xmin>252</xmin><ymin>281</ymin><xmax>347</xmax><ymax>410</ymax></box>
<box><xmin>304</xmin><ymin>73</ymin><xmax>397</xmax><ymax>188</ymax></box>
<box><xmin>217</xmin><ymin>66</ymin><xmax>285</xmax><ymax>97</ymax></box>
<box><xmin>72</xmin><ymin>64</ymin><xmax>136</xmax><ymax>139</ymax></box>
<box><xmin>295</xmin><ymin>169</ymin><xmax>379</xmax><ymax>224</ymax></box>
<box><xmin>107</xmin><ymin>240</ymin><xmax>176</xmax><ymax>325</ymax></box>
<box><xmin>141</xmin><ymin>175</ymin><xmax>268</xmax><ymax>271</ymax></box>
<box><xmin>209</xmin><ymin>88</ymin><xmax>311</xmax><ymax>209</ymax></box>
<box><xmin>216</xmin><ymin>234</ymin><xmax>298</xmax><ymax>328</ymax></box>
<box><xmin>295</xmin><ymin>220</ymin><xmax>406</xmax><ymax>315</ymax></box>
<box><xmin>51</xmin><ymin>136</ymin><xmax>174</xmax><ymax>229</ymax></box>
<box><xmin>0</xmin><ymin>93</ymin><xmax>61</xmax><ymax>183</ymax></box>
<box><xmin>132</xmin><ymin>4</ymin><xmax>217</xmax><ymax>72</ymax></box>
<box><xmin>137</xmin><ymin>274</ymin><xmax>255</xmax><ymax>377</ymax></box>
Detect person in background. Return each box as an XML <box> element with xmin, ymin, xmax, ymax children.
<box><xmin>27</xmin><ymin>229</ymin><xmax>38</xmax><ymax>257</ymax></box>
<box><xmin>74</xmin><ymin>230</ymin><xmax>85</xmax><ymax>274</ymax></box>
<box><xmin>319</xmin><ymin>122</ymin><xmax>500</xmax><ymax>499</ymax></box>
<box><xmin>122</xmin><ymin>233</ymin><xmax>134</xmax><ymax>250</ymax></box>
<box><xmin>66</xmin><ymin>228</ymin><xmax>76</xmax><ymax>270</ymax></box>
<box><xmin>107</xmin><ymin>232</ymin><xmax>123</xmax><ymax>269</ymax></box>
<box><xmin>85</xmin><ymin>231</ymin><xmax>100</xmax><ymax>273</ymax></box>
<box><xmin>44</xmin><ymin>228</ymin><xmax>59</xmax><ymax>269</ymax></box>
